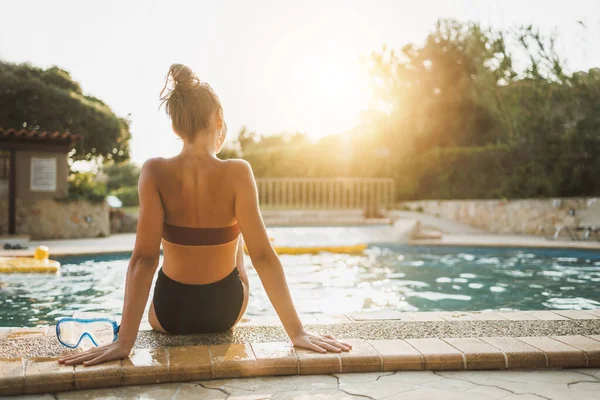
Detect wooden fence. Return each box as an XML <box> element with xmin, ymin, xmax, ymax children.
<box><xmin>255</xmin><ymin>178</ymin><xmax>395</xmax><ymax>209</ymax></box>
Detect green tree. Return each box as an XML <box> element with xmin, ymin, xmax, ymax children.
<box><xmin>361</xmin><ymin>19</ymin><xmax>600</xmax><ymax>199</ymax></box>
<box><xmin>0</xmin><ymin>61</ymin><xmax>131</xmax><ymax>162</ymax></box>
<box><xmin>365</xmin><ymin>20</ymin><xmax>516</xmax><ymax>151</ymax></box>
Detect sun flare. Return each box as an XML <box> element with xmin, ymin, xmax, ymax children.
<box><xmin>288</xmin><ymin>42</ymin><xmax>371</xmax><ymax>140</ymax></box>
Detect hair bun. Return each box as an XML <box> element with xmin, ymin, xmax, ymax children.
<box><xmin>169</xmin><ymin>63</ymin><xmax>195</xmax><ymax>86</ymax></box>
<box><xmin>159</xmin><ymin>62</ymin><xmax>223</xmax><ymax>141</ymax></box>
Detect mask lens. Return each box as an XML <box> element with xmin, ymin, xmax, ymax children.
<box><xmin>56</xmin><ymin>320</ymin><xmax>81</xmax><ymax>347</ymax></box>
<box><xmin>85</xmin><ymin>320</ymin><xmax>116</xmax><ymax>346</ymax></box>
<box><xmin>57</xmin><ymin>319</ymin><xmax>116</xmax><ymax>348</ymax></box>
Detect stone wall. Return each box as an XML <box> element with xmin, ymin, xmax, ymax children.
<box><xmin>0</xmin><ymin>198</ymin><xmax>110</xmax><ymax>240</ymax></box>
<box><xmin>399</xmin><ymin>198</ymin><xmax>593</xmax><ymax>235</ymax></box>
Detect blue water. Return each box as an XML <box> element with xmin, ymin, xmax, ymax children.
<box><xmin>1</xmin><ymin>242</ymin><xmax>599</xmax><ymax>327</ymax></box>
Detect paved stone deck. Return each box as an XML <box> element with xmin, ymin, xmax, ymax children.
<box><xmin>2</xmin><ymin>310</ymin><xmax>600</xmax><ymax>396</ymax></box>
<box><xmin>0</xmin><ymin>233</ymin><xmax>137</xmax><ymax>258</ymax></box>
<box><xmin>6</xmin><ymin>369</ymin><xmax>600</xmax><ymax>399</ymax></box>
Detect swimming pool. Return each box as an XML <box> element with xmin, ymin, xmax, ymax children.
<box><xmin>1</xmin><ymin>227</ymin><xmax>599</xmax><ymax>327</ymax></box>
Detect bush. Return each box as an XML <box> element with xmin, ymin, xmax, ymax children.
<box><xmin>217</xmin><ymin>145</ymin><xmax>241</xmax><ymax>160</ymax></box>
<box><xmin>104</xmin><ymin>162</ymin><xmax>140</xmax><ymax>192</ymax></box>
<box><xmin>409</xmin><ymin>145</ymin><xmax>510</xmax><ymax>200</ymax></box>
<box><xmin>109</xmin><ymin>208</ymin><xmax>138</xmax><ymax>233</ymax></box>
<box><xmin>111</xmin><ymin>186</ymin><xmax>139</xmax><ymax>207</ymax></box>
<box><xmin>65</xmin><ymin>172</ymin><xmax>107</xmax><ymax>204</ymax></box>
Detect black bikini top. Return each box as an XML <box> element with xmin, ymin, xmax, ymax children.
<box><xmin>162</xmin><ymin>222</ymin><xmax>241</xmax><ymax>246</ymax></box>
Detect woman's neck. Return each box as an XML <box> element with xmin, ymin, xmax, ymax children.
<box><xmin>180</xmin><ymin>136</ymin><xmax>217</xmax><ymax>158</ymax></box>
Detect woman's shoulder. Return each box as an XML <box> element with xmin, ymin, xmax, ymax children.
<box><xmin>138</xmin><ymin>157</ymin><xmax>169</xmax><ymax>183</ymax></box>
<box><xmin>141</xmin><ymin>157</ymin><xmax>167</xmax><ymax>173</ymax></box>
<box><xmin>221</xmin><ymin>157</ymin><xmax>251</xmax><ymax>169</ymax></box>
<box><xmin>142</xmin><ymin>157</ymin><xmax>167</xmax><ymax>166</ymax></box>
<box><xmin>220</xmin><ymin>158</ymin><xmax>255</xmax><ymax>185</ymax></box>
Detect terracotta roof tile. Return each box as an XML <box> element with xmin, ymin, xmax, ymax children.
<box><xmin>0</xmin><ymin>127</ymin><xmax>82</xmax><ymax>142</ymax></box>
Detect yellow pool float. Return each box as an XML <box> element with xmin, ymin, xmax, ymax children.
<box><xmin>0</xmin><ymin>246</ymin><xmax>60</xmax><ymax>273</ymax></box>
<box><xmin>272</xmin><ymin>244</ymin><xmax>367</xmax><ymax>255</ymax></box>
<box><xmin>244</xmin><ymin>240</ymin><xmax>367</xmax><ymax>255</ymax></box>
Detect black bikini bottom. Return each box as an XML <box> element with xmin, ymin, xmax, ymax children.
<box><xmin>153</xmin><ymin>267</ymin><xmax>244</xmax><ymax>334</ymax></box>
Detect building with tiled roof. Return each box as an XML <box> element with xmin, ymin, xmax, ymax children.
<box><xmin>0</xmin><ymin>127</ymin><xmax>82</xmax><ymax>238</ymax></box>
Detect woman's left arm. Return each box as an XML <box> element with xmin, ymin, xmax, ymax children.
<box><xmin>59</xmin><ymin>158</ymin><xmax>164</xmax><ymax>366</ymax></box>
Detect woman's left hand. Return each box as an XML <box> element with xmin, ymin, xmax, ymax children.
<box><xmin>290</xmin><ymin>330</ymin><xmax>352</xmax><ymax>353</ymax></box>
<box><xmin>58</xmin><ymin>340</ymin><xmax>132</xmax><ymax>366</ymax></box>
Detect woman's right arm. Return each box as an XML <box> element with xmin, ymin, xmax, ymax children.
<box><xmin>232</xmin><ymin>160</ymin><xmax>351</xmax><ymax>353</ymax></box>
<box><xmin>59</xmin><ymin>159</ymin><xmax>164</xmax><ymax>366</ymax></box>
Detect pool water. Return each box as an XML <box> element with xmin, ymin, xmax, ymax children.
<box><xmin>1</xmin><ymin>229</ymin><xmax>599</xmax><ymax>327</ymax></box>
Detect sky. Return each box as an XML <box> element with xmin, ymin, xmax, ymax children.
<box><xmin>2</xmin><ymin>0</ymin><xmax>600</xmax><ymax>164</ymax></box>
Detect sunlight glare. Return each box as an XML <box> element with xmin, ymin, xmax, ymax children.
<box><xmin>288</xmin><ymin>40</ymin><xmax>371</xmax><ymax>140</ymax></box>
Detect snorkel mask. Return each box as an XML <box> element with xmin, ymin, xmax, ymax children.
<box><xmin>56</xmin><ymin>317</ymin><xmax>119</xmax><ymax>348</ymax></box>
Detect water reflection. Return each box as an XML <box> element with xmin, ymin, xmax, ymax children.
<box><xmin>1</xmin><ymin>232</ymin><xmax>599</xmax><ymax>327</ymax></box>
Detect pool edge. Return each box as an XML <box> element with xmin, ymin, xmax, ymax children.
<box><xmin>2</xmin><ymin>309</ymin><xmax>600</xmax><ymax>395</ymax></box>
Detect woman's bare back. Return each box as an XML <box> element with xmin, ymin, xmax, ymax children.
<box><xmin>154</xmin><ymin>154</ymin><xmax>242</xmax><ymax>284</ymax></box>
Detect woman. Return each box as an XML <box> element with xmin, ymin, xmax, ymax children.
<box><xmin>59</xmin><ymin>64</ymin><xmax>351</xmax><ymax>366</ymax></box>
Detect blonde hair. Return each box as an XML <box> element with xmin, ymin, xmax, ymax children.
<box><xmin>159</xmin><ymin>64</ymin><xmax>222</xmax><ymax>141</ymax></box>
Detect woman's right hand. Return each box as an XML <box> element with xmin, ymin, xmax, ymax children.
<box><xmin>290</xmin><ymin>330</ymin><xmax>352</xmax><ymax>353</ymax></box>
<box><xmin>58</xmin><ymin>340</ymin><xmax>132</xmax><ymax>366</ymax></box>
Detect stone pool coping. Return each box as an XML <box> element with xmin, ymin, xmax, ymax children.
<box><xmin>410</xmin><ymin>233</ymin><xmax>600</xmax><ymax>250</ymax></box>
<box><xmin>1</xmin><ymin>231</ymin><xmax>599</xmax><ymax>259</ymax></box>
<box><xmin>2</xmin><ymin>310</ymin><xmax>600</xmax><ymax>396</ymax></box>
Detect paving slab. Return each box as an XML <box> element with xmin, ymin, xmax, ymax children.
<box><xmin>211</xmin><ymin>343</ymin><xmax>257</xmax><ymax>378</ymax></box>
<box><xmin>552</xmin><ymin>335</ymin><xmax>600</xmax><ymax>367</ymax></box>
<box><xmin>552</xmin><ymin>310</ymin><xmax>600</xmax><ymax>320</ymax></box>
<box><xmin>251</xmin><ymin>341</ymin><xmax>298</xmax><ymax>376</ymax></box>
<box><xmin>168</xmin><ymin>345</ymin><xmax>212</xmax><ymax>382</ymax></box>
<box><xmin>516</xmin><ymin>336</ymin><xmax>587</xmax><ymax>368</ymax></box>
<box><xmin>121</xmin><ymin>348</ymin><xmax>169</xmax><ymax>386</ymax></box>
<box><xmin>479</xmin><ymin>337</ymin><xmax>547</xmax><ymax>369</ymax></box>
<box><xmin>496</xmin><ymin>312</ymin><xmax>540</xmax><ymax>321</ymax></box>
<box><xmin>24</xmin><ymin>357</ymin><xmax>74</xmax><ymax>394</ymax></box>
<box><xmin>0</xmin><ymin>357</ymin><xmax>25</xmax><ymax>396</ymax></box>
<box><xmin>442</xmin><ymin>337</ymin><xmax>506</xmax><ymax>370</ymax></box>
<box><xmin>368</xmin><ymin>339</ymin><xmax>423</xmax><ymax>371</ymax></box>
<box><xmin>338</xmin><ymin>339</ymin><xmax>381</xmax><ymax>373</ymax></box>
<box><xmin>296</xmin><ymin>347</ymin><xmax>341</xmax><ymax>375</ymax></box>
<box><xmin>525</xmin><ymin>311</ymin><xmax>570</xmax><ymax>321</ymax></box>
<box><xmin>405</xmin><ymin>338</ymin><xmax>465</xmax><ymax>370</ymax></box>
<box><xmin>74</xmin><ymin>359</ymin><xmax>122</xmax><ymax>390</ymax></box>
<box><xmin>466</xmin><ymin>312</ymin><xmax>509</xmax><ymax>321</ymax></box>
